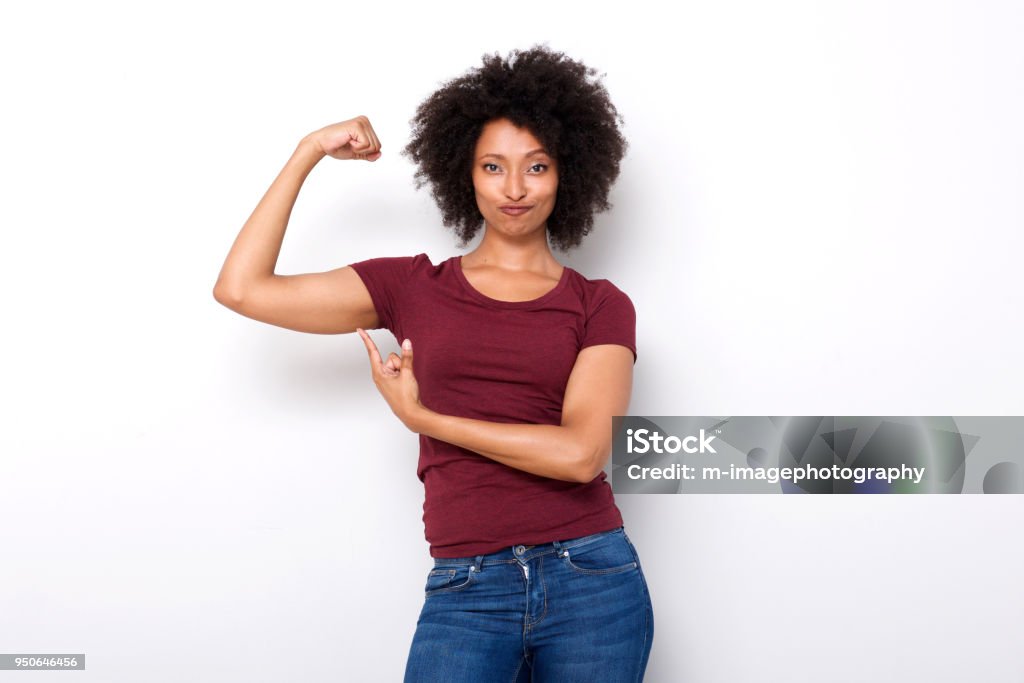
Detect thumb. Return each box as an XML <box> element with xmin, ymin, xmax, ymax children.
<box><xmin>402</xmin><ymin>338</ymin><xmax>413</xmax><ymax>372</ymax></box>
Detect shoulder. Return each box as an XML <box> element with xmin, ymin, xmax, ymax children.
<box><xmin>347</xmin><ymin>252</ymin><xmax>439</xmax><ymax>278</ymax></box>
<box><xmin>348</xmin><ymin>251</ymin><xmax>434</xmax><ymax>268</ymax></box>
<box><xmin>566</xmin><ymin>268</ymin><xmax>637</xmax><ymax>362</ymax></box>
<box><xmin>566</xmin><ymin>268</ymin><xmax>636</xmax><ymax>317</ymax></box>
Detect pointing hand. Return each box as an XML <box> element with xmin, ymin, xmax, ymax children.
<box><xmin>356</xmin><ymin>329</ymin><xmax>422</xmax><ymax>430</ymax></box>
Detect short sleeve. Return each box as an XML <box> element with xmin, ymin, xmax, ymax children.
<box><xmin>347</xmin><ymin>253</ymin><xmax>425</xmax><ymax>336</ymax></box>
<box><xmin>581</xmin><ymin>282</ymin><xmax>638</xmax><ymax>364</ymax></box>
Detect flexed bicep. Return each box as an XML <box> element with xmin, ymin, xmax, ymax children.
<box><xmin>216</xmin><ymin>266</ymin><xmax>379</xmax><ymax>335</ymax></box>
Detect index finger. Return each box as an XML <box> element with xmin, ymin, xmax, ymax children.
<box><xmin>356</xmin><ymin>328</ymin><xmax>385</xmax><ymax>369</ymax></box>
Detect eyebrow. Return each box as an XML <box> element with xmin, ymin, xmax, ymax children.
<box><xmin>478</xmin><ymin>149</ymin><xmax>550</xmax><ymax>160</ymax></box>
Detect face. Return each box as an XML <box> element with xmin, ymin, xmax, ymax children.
<box><xmin>471</xmin><ymin>118</ymin><xmax>559</xmax><ymax>241</ymax></box>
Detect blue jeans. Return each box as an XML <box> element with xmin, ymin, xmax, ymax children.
<box><xmin>404</xmin><ymin>526</ymin><xmax>654</xmax><ymax>682</ymax></box>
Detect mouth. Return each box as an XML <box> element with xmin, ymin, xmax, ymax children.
<box><xmin>499</xmin><ymin>205</ymin><xmax>532</xmax><ymax>216</ymax></box>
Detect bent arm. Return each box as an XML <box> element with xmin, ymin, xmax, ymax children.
<box><xmin>408</xmin><ymin>344</ymin><xmax>634</xmax><ymax>483</ymax></box>
<box><xmin>212</xmin><ymin>134</ymin><xmax>379</xmax><ymax>334</ymax></box>
<box><xmin>213</xmin><ymin>137</ymin><xmax>324</xmax><ymax>301</ymax></box>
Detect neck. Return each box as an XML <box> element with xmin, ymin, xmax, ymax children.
<box><xmin>463</xmin><ymin>226</ymin><xmax>561</xmax><ymax>273</ymax></box>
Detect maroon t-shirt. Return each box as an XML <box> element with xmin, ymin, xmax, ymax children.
<box><xmin>348</xmin><ymin>252</ymin><xmax>637</xmax><ymax>558</ymax></box>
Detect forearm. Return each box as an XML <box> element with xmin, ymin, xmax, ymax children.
<box><xmin>410</xmin><ymin>407</ymin><xmax>594</xmax><ymax>483</ymax></box>
<box><xmin>213</xmin><ymin>137</ymin><xmax>326</xmax><ymax>300</ymax></box>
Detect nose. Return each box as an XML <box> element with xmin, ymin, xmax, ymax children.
<box><xmin>504</xmin><ymin>172</ymin><xmax>526</xmax><ymax>202</ymax></box>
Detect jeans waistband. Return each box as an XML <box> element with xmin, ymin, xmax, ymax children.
<box><xmin>432</xmin><ymin>526</ymin><xmax>625</xmax><ymax>569</ymax></box>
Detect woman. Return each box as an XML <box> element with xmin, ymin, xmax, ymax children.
<box><xmin>214</xmin><ymin>45</ymin><xmax>653</xmax><ymax>682</ymax></box>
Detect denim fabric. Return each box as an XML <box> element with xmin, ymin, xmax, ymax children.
<box><xmin>404</xmin><ymin>526</ymin><xmax>654</xmax><ymax>682</ymax></box>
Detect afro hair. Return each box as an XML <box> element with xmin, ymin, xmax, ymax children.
<box><xmin>402</xmin><ymin>44</ymin><xmax>627</xmax><ymax>252</ymax></box>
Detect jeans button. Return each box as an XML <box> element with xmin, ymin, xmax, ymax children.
<box><xmin>515</xmin><ymin>545</ymin><xmax>526</xmax><ymax>555</ymax></box>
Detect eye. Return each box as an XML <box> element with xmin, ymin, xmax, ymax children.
<box><xmin>482</xmin><ymin>163</ymin><xmax>501</xmax><ymax>172</ymax></box>
<box><xmin>528</xmin><ymin>163</ymin><xmax>549</xmax><ymax>173</ymax></box>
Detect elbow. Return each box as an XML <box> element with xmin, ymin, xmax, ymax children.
<box><xmin>572</xmin><ymin>442</ymin><xmax>609</xmax><ymax>484</ymax></box>
<box><xmin>212</xmin><ymin>281</ymin><xmax>242</xmax><ymax>309</ymax></box>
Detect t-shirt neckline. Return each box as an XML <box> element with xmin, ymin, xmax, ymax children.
<box><xmin>453</xmin><ymin>255</ymin><xmax>571</xmax><ymax>309</ymax></box>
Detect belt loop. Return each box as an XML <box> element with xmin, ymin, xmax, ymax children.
<box><xmin>473</xmin><ymin>554</ymin><xmax>485</xmax><ymax>572</ymax></box>
<box><xmin>552</xmin><ymin>538</ymin><xmax>564</xmax><ymax>556</ymax></box>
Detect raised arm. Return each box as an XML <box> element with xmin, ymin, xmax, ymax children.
<box><xmin>213</xmin><ymin>117</ymin><xmax>383</xmax><ymax>334</ymax></box>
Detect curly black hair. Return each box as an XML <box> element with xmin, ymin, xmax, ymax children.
<box><xmin>402</xmin><ymin>44</ymin><xmax>627</xmax><ymax>252</ymax></box>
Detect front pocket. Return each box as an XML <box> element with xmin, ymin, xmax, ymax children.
<box><xmin>424</xmin><ymin>566</ymin><xmax>476</xmax><ymax>596</ymax></box>
<box><xmin>560</xmin><ymin>534</ymin><xmax>638</xmax><ymax>576</ymax></box>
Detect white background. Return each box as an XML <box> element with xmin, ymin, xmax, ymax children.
<box><xmin>2</xmin><ymin>1</ymin><xmax>1023</xmax><ymax>681</ymax></box>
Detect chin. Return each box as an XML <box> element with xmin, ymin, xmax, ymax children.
<box><xmin>503</xmin><ymin>226</ymin><xmax>545</xmax><ymax>238</ymax></box>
